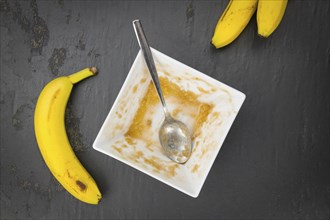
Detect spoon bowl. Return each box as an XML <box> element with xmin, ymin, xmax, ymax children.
<box><xmin>159</xmin><ymin>116</ymin><xmax>192</xmax><ymax>163</ymax></box>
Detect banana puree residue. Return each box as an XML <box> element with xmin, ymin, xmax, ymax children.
<box><xmin>120</xmin><ymin>76</ymin><xmax>213</xmax><ymax>177</ymax></box>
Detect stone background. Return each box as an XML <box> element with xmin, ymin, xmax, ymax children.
<box><xmin>1</xmin><ymin>0</ymin><xmax>329</xmax><ymax>219</ymax></box>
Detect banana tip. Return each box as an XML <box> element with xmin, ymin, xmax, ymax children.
<box><xmin>258</xmin><ymin>34</ymin><xmax>269</xmax><ymax>38</ymax></box>
<box><xmin>90</xmin><ymin>67</ymin><xmax>98</xmax><ymax>75</ymax></box>
<box><xmin>257</xmin><ymin>30</ymin><xmax>269</xmax><ymax>38</ymax></box>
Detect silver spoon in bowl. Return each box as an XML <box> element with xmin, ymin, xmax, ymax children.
<box><xmin>133</xmin><ymin>20</ymin><xmax>192</xmax><ymax>164</ymax></box>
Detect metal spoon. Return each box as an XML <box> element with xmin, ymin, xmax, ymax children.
<box><xmin>133</xmin><ymin>20</ymin><xmax>192</xmax><ymax>164</ymax></box>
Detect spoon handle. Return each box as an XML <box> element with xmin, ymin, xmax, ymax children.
<box><xmin>133</xmin><ymin>20</ymin><xmax>169</xmax><ymax>116</ymax></box>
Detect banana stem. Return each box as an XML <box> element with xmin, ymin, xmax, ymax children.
<box><xmin>68</xmin><ymin>67</ymin><xmax>98</xmax><ymax>84</ymax></box>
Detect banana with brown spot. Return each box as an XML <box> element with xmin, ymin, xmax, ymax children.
<box><xmin>34</xmin><ymin>67</ymin><xmax>101</xmax><ymax>204</ymax></box>
<box><xmin>211</xmin><ymin>0</ymin><xmax>258</xmax><ymax>48</ymax></box>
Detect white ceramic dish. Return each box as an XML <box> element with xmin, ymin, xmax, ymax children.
<box><xmin>93</xmin><ymin>48</ymin><xmax>245</xmax><ymax>197</ymax></box>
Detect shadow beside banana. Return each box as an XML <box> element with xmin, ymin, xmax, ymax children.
<box><xmin>34</xmin><ymin>67</ymin><xmax>101</xmax><ymax>204</ymax></box>
<box><xmin>212</xmin><ymin>0</ymin><xmax>288</xmax><ymax>48</ymax></box>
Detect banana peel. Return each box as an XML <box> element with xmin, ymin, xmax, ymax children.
<box><xmin>257</xmin><ymin>0</ymin><xmax>288</xmax><ymax>37</ymax></box>
<box><xmin>211</xmin><ymin>0</ymin><xmax>258</xmax><ymax>48</ymax></box>
<box><xmin>34</xmin><ymin>67</ymin><xmax>102</xmax><ymax>204</ymax></box>
<box><xmin>211</xmin><ymin>0</ymin><xmax>288</xmax><ymax>48</ymax></box>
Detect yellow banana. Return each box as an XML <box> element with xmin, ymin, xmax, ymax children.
<box><xmin>211</xmin><ymin>0</ymin><xmax>258</xmax><ymax>48</ymax></box>
<box><xmin>34</xmin><ymin>67</ymin><xmax>101</xmax><ymax>204</ymax></box>
<box><xmin>257</xmin><ymin>0</ymin><xmax>288</xmax><ymax>37</ymax></box>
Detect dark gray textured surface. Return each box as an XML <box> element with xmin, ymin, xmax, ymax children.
<box><xmin>1</xmin><ymin>0</ymin><xmax>329</xmax><ymax>219</ymax></box>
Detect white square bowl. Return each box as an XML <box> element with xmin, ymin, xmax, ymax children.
<box><xmin>93</xmin><ymin>48</ymin><xmax>245</xmax><ymax>197</ymax></box>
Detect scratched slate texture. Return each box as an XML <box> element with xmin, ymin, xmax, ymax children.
<box><xmin>0</xmin><ymin>0</ymin><xmax>329</xmax><ymax>219</ymax></box>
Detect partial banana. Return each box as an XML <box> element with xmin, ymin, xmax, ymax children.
<box><xmin>34</xmin><ymin>67</ymin><xmax>101</xmax><ymax>204</ymax></box>
<box><xmin>211</xmin><ymin>0</ymin><xmax>258</xmax><ymax>48</ymax></box>
<box><xmin>257</xmin><ymin>0</ymin><xmax>288</xmax><ymax>37</ymax></box>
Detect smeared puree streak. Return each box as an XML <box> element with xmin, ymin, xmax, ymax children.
<box><xmin>125</xmin><ymin>77</ymin><xmax>213</xmax><ymax>142</ymax></box>
<box><xmin>118</xmin><ymin>76</ymin><xmax>215</xmax><ymax>177</ymax></box>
